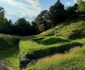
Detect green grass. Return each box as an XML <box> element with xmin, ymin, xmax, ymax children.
<box><xmin>20</xmin><ymin>37</ymin><xmax>83</xmax><ymax>59</ymax></box>
<box><xmin>0</xmin><ymin>34</ymin><xmax>20</xmax><ymax>70</ymax></box>
<box><xmin>19</xmin><ymin>18</ymin><xmax>85</xmax><ymax>70</ymax></box>
<box><xmin>24</xmin><ymin>46</ymin><xmax>85</xmax><ymax>70</ymax></box>
<box><xmin>40</xmin><ymin>18</ymin><xmax>85</xmax><ymax>38</ymax></box>
<box><xmin>20</xmin><ymin>36</ymin><xmax>69</xmax><ymax>59</ymax></box>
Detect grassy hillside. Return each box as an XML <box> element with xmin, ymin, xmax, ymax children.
<box><xmin>40</xmin><ymin>18</ymin><xmax>85</xmax><ymax>38</ymax></box>
<box><xmin>19</xmin><ymin>18</ymin><xmax>85</xmax><ymax>70</ymax></box>
<box><xmin>0</xmin><ymin>34</ymin><xmax>20</xmax><ymax>70</ymax></box>
<box><xmin>24</xmin><ymin>46</ymin><xmax>85</xmax><ymax>70</ymax></box>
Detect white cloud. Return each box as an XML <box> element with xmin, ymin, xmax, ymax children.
<box><xmin>73</xmin><ymin>0</ymin><xmax>77</xmax><ymax>3</ymax></box>
<box><xmin>0</xmin><ymin>0</ymin><xmax>41</xmax><ymax>22</ymax></box>
<box><xmin>82</xmin><ymin>0</ymin><xmax>85</xmax><ymax>1</ymax></box>
<box><xmin>26</xmin><ymin>0</ymin><xmax>41</xmax><ymax>11</ymax></box>
<box><xmin>6</xmin><ymin>11</ymin><xmax>20</xmax><ymax>17</ymax></box>
<box><xmin>66</xmin><ymin>2</ymin><xmax>71</xmax><ymax>6</ymax></box>
<box><xmin>5</xmin><ymin>16</ymin><xmax>11</xmax><ymax>20</ymax></box>
<box><xmin>73</xmin><ymin>0</ymin><xmax>85</xmax><ymax>3</ymax></box>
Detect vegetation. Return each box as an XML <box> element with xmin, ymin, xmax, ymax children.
<box><xmin>0</xmin><ymin>0</ymin><xmax>85</xmax><ymax>35</ymax></box>
<box><xmin>0</xmin><ymin>34</ymin><xmax>20</xmax><ymax>70</ymax></box>
<box><xmin>0</xmin><ymin>0</ymin><xmax>85</xmax><ymax>70</ymax></box>
<box><xmin>24</xmin><ymin>46</ymin><xmax>85</xmax><ymax>70</ymax></box>
<box><xmin>19</xmin><ymin>17</ymin><xmax>85</xmax><ymax>70</ymax></box>
<box><xmin>0</xmin><ymin>7</ymin><xmax>39</xmax><ymax>36</ymax></box>
<box><xmin>78</xmin><ymin>0</ymin><xmax>85</xmax><ymax>13</ymax></box>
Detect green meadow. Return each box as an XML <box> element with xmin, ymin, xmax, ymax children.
<box><xmin>19</xmin><ymin>18</ymin><xmax>85</xmax><ymax>70</ymax></box>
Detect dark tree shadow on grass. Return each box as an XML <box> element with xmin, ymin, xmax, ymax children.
<box><xmin>20</xmin><ymin>42</ymin><xmax>83</xmax><ymax>68</ymax></box>
<box><xmin>25</xmin><ymin>42</ymin><xmax>83</xmax><ymax>59</ymax></box>
<box><xmin>20</xmin><ymin>41</ymin><xmax>83</xmax><ymax>69</ymax></box>
<box><xmin>0</xmin><ymin>37</ymin><xmax>20</xmax><ymax>59</ymax></box>
<box><xmin>32</xmin><ymin>37</ymin><xmax>69</xmax><ymax>45</ymax></box>
<box><xmin>69</xmin><ymin>30</ymin><xmax>85</xmax><ymax>40</ymax></box>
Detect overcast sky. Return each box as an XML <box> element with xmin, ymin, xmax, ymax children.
<box><xmin>0</xmin><ymin>0</ymin><xmax>77</xmax><ymax>23</ymax></box>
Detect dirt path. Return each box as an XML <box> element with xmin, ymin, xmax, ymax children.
<box><xmin>0</xmin><ymin>59</ymin><xmax>14</xmax><ymax>70</ymax></box>
<box><xmin>0</xmin><ymin>60</ymin><xmax>5</xmax><ymax>70</ymax></box>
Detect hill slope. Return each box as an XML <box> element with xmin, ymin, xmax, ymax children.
<box><xmin>20</xmin><ymin>18</ymin><xmax>85</xmax><ymax>70</ymax></box>
<box><xmin>0</xmin><ymin>34</ymin><xmax>20</xmax><ymax>70</ymax></box>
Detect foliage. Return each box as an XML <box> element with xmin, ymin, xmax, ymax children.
<box><xmin>49</xmin><ymin>0</ymin><xmax>65</xmax><ymax>24</ymax></box>
<box><xmin>19</xmin><ymin>17</ymin><xmax>85</xmax><ymax>70</ymax></box>
<box><xmin>31</xmin><ymin>21</ymin><xmax>40</xmax><ymax>34</ymax></box>
<box><xmin>0</xmin><ymin>18</ymin><xmax>13</xmax><ymax>34</ymax></box>
<box><xmin>66</xmin><ymin>4</ymin><xmax>78</xmax><ymax>19</ymax></box>
<box><xmin>35</xmin><ymin>10</ymin><xmax>49</xmax><ymax>32</ymax></box>
<box><xmin>0</xmin><ymin>7</ymin><xmax>4</xmax><ymax>24</ymax></box>
<box><xmin>14</xmin><ymin>18</ymin><xmax>31</xmax><ymax>35</ymax></box>
<box><xmin>78</xmin><ymin>0</ymin><xmax>85</xmax><ymax>13</ymax></box>
<box><xmin>0</xmin><ymin>0</ymin><xmax>85</xmax><ymax>36</ymax></box>
<box><xmin>0</xmin><ymin>35</ymin><xmax>20</xmax><ymax>70</ymax></box>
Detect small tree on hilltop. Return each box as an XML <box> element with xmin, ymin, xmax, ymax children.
<box><xmin>78</xmin><ymin>0</ymin><xmax>85</xmax><ymax>15</ymax></box>
<box><xmin>49</xmin><ymin>0</ymin><xmax>65</xmax><ymax>25</ymax></box>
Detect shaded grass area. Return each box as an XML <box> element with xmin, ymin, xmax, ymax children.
<box><xmin>19</xmin><ymin>36</ymin><xmax>70</xmax><ymax>59</ymax></box>
<box><xmin>0</xmin><ymin>35</ymin><xmax>20</xmax><ymax>70</ymax></box>
<box><xmin>25</xmin><ymin>42</ymin><xmax>83</xmax><ymax>59</ymax></box>
<box><xmin>32</xmin><ymin>36</ymin><xmax>69</xmax><ymax>45</ymax></box>
<box><xmin>20</xmin><ymin>36</ymin><xmax>85</xmax><ymax>59</ymax></box>
<box><xmin>69</xmin><ymin>29</ymin><xmax>85</xmax><ymax>40</ymax></box>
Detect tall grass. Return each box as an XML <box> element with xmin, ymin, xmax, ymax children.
<box><xmin>0</xmin><ymin>35</ymin><xmax>20</xmax><ymax>70</ymax></box>
<box><xmin>24</xmin><ymin>46</ymin><xmax>85</xmax><ymax>70</ymax></box>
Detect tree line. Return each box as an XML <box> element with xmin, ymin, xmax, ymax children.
<box><xmin>0</xmin><ymin>0</ymin><xmax>85</xmax><ymax>36</ymax></box>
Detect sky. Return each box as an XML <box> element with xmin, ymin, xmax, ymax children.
<box><xmin>0</xmin><ymin>0</ymin><xmax>77</xmax><ymax>23</ymax></box>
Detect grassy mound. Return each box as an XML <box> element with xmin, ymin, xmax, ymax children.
<box><xmin>0</xmin><ymin>34</ymin><xmax>20</xmax><ymax>70</ymax></box>
<box><xmin>19</xmin><ymin>18</ymin><xmax>85</xmax><ymax>70</ymax></box>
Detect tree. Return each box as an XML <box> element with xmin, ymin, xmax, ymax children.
<box><xmin>35</xmin><ymin>10</ymin><xmax>49</xmax><ymax>32</ymax></box>
<box><xmin>0</xmin><ymin>7</ymin><xmax>5</xmax><ymax>32</ymax></box>
<box><xmin>66</xmin><ymin>4</ymin><xmax>78</xmax><ymax>19</ymax></box>
<box><xmin>14</xmin><ymin>18</ymin><xmax>31</xmax><ymax>35</ymax></box>
<box><xmin>31</xmin><ymin>21</ymin><xmax>39</xmax><ymax>34</ymax></box>
<box><xmin>0</xmin><ymin>7</ymin><xmax>4</xmax><ymax>23</ymax></box>
<box><xmin>78</xmin><ymin>0</ymin><xmax>85</xmax><ymax>15</ymax></box>
<box><xmin>0</xmin><ymin>7</ymin><xmax>13</xmax><ymax>34</ymax></box>
<box><xmin>1</xmin><ymin>18</ymin><xmax>13</xmax><ymax>34</ymax></box>
<box><xmin>49</xmin><ymin>0</ymin><xmax>65</xmax><ymax>25</ymax></box>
